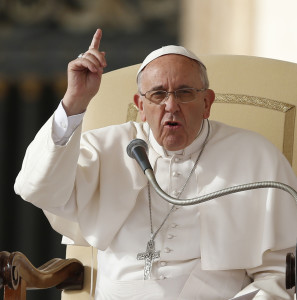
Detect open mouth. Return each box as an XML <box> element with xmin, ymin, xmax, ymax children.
<box><xmin>165</xmin><ymin>121</ymin><xmax>181</xmax><ymax>128</ymax></box>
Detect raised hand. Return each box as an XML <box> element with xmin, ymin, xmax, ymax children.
<box><xmin>62</xmin><ymin>29</ymin><xmax>107</xmax><ymax>116</ymax></box>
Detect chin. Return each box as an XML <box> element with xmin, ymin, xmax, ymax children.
<box><xmin>163</xmin><ymin>141</ymin><xmax>186</xmax><ymax>151</ymax></box>
<box><xmin>159</xmin><ymin>135</ymin><xmax>187</xmax><ymax>151</ymax></box>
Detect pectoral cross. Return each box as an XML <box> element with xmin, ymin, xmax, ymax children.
<box><xmin>137</xmin><ymin>239</ymin><xmax>160</xmax><ymax>280</ymax></box>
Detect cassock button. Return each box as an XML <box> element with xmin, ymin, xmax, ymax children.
<box><xmin>171</xmin><ymin>223</ymin><xmax>178</xmax><ymax>228</ymax></box>
<box><xmin>172</xmin><ymin>171</ymin><xmax>180</xmax><ymax>177</ymax></box>
<box><xmin>167</xmin><ymin>234</ymin><xmax>174</xmax><ymax>239</ymax></box>
<box><xmin>174</xmin><ymin>157</ymin><xmax>180</xmax><ymax>163</ymax></box>
<box><xmin>160</xmin><ymin>261</ymin><xmax>167</xmax><ymax>267</ymax></box>
<box><xmin>172</xmin><ymin>190</ymin><xmax>179</xmax><ymax>197</ymax></box>
<box><xmin>164</xmin><ymin>247</ymin><xmax>172</xmax><ymax>253</ymax></box>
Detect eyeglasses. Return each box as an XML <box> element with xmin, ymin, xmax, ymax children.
<box><xmin>139</xmin><ymin>87</ymin><xmax>206</xmax><ymax>105</ymax></box>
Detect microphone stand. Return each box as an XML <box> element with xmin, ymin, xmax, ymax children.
<box><xmin>145</xmin><ymin>168</ymin><xmax>297</xmax><ymax>206</ymax></box>
<box><xmin>127</xmin><ymin>138</ymin><xmax>297</xmax><ymax>206</ymax></box>
<box><xmin>127</xmin><ymin>139</ymin><xmax>297</xmax><ymax>293</ymax></box>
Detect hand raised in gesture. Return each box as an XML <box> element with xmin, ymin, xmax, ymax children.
<box><xmin>63</xmin><ymin>29</ymin><xmax>107</xmax><ymax>116</ymax></box>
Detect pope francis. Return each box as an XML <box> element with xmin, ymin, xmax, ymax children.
<box><xmin>15</xmin><ymin>29</ymin><xmax>297</xmax><ymax>299</ymax></box>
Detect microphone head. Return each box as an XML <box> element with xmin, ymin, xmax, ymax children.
<box><xmin>127</xmin><ymin>139</ymin><xmax>148</xmax><ymax>158</ymax></box>
<box><xmin>127</xmin><ymin>139</ymin><xmax>152</xmax><ymax>172</ymax></box>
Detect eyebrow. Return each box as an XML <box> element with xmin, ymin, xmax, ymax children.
<box><xmin>149</xmin><ymin>84</ymin><xmax>193</xmax><ymax>91</ymax></box>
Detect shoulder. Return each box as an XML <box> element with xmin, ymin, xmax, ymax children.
<box><xmin>210</xmin><ymin>120</ymin><xmax>274</xmax><ymax>144</ymax></box>
<box><xmin>208</xmin><ymin>120</ymin><xmax>282</xmax><ymax>158</ymax></box>
<box><xmin>206</xmin><ymin>120</ymin><xmax>296</xmax><ymax>182</ymax></box>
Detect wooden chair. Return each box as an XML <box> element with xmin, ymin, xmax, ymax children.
<box><xmin>1</xmin><ymin>55</ymin><xmax>296</xmax><ymax>299</ymax></box>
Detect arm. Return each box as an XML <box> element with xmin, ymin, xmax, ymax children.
<box><xmin>15</xmin><ymin>29</ymin><xmax>107</xmax><ymax>212</ymax></box>
<box><xmin>234</xmin><ymin>248</ymin><xmax>295</xmax><ymax>299</ymax></box>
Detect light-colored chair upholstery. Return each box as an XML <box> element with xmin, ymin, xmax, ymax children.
<box><xmin>62</xmin><ymin>55</ymin><xmax>297</xmax><ymax>299</ymax></box>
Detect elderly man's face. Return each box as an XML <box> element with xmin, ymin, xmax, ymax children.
<box><xmin>134</xmin><ymin>54</ymin><xmax>215</xmax><ymax>151</ymax></box>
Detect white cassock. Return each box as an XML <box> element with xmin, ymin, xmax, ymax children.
<box><xmin>15</xmin><ymin>105</ymin><xmax>297</xmax><ymax>299</ymax></box>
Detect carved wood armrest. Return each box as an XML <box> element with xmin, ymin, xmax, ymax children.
<box><xmin>1</xmin><ymin>251</ymin><xmax>84</xmax><ymax>299</ymax></box>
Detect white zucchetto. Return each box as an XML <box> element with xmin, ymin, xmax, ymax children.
<box><xmin>137</xmin><ymin>45</ymin><xmax>206</xmax><ymax>78</ymax></box>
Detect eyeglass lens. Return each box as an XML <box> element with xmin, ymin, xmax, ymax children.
<box><xmin>148</xmin><ymin>88</ymin><xmax>198</xmax><ymax>104</ymax></box>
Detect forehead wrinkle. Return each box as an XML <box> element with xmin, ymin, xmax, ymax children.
<box><xmin>143</xmin><ymin>69</ymin><xmax>188</xmax><ymax>90</ymax></box>
<box><xmin>149</xmin><ymin>84</ymin><xmax>166</xmax><ymax>91</ymax></box>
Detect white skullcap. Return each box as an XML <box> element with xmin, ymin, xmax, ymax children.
<box><xmin>137</xmin><ymin>45</ymin><xmax>206</xmax><ymax>78</ymax></box>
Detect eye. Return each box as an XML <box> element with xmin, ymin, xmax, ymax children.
<box><xmin>178</xmin><ymin>89</ymin><xmax>192</xmax><ymax>94</ymax></box>
<box><xmin>150</xmin><ymin>90</ymin><xmax>166</xmax><ymax>99</ymax></box>
<box><xmin>176</xmin><ymin>89</ymin><xmax>195</xmax><ymax>98</ymax></box>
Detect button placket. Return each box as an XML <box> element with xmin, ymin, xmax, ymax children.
<box><xmin>170</xmin><ymin>155</ymin><xmax>182</xmax><ymax>198</ymax></box>
<box><xmin>169</xmin><ymin>154</ymin><xmax>194</xmax><ymax>199</ymax></box>
<box><xmin>163</xmin><ymin>223</ymin><xmax>178</xmax><ymax>256</ymax></box>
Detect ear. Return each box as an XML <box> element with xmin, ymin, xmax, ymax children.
<box><xmin>203</xmin><ymin>89</ymin><xmax>215</xmax><ymax>119</ymax></box>
<box><xmin>134</xmin><ymin>93</ymin><xmax>146</xmax><ymax>122</ymax></box>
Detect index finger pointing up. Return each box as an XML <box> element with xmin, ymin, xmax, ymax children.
<box><xmin>89</xmin><ymin>29</ymin><xmax>102</xmax><ymax>50</ymax></box>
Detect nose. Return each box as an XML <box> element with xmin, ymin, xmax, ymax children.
<box><xmin>164</xmin><ymin>93</ymin><xmax>180</xmax><ymax>113</ymax></box>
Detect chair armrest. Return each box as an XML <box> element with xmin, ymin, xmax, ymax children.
<box><xmin>0</xmin><ymin>251</ymin><xmax>84</xmax><ymax>295</ymax></box>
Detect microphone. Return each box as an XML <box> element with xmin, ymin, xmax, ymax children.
<box><xmin>127</xmin><ymin>139</ymin><xmax>297</xmax><ymax>291</ymax></box>
<box><xmin>127</xmin><ymin>139</ymin><xmax>297</xmax><ymax>207</ymax></box>
<box><xmin>127</xmin><ymin>139</ymin><xmax>153</xmax><ymax>172</ymax></box>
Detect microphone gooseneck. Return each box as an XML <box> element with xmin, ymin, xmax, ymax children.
<box><xmin>145</xmin><ymin>168</ymin><xmax>297</xmax><ymax>206</ymax></box>
<box><xmin>127</xmin><ymin>139</ymin><xmax>297</xmax><ymax>290</ymax></box>
<box><xmin>127</xmin><ymin>139</ymin><xmax>153</xmax><ymax>172</ymax></box>
<box><xmin>127</xmin><ymin>139</ymin><xmax>297</xmax><ymax>206</ymax></box>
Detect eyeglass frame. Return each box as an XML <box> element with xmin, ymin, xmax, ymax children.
<box><xmin>139</xmin><ymin>87</ymin><xmax>207</xmax><ymax>105</ymax></box>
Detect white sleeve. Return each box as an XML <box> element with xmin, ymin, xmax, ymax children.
<box><xmin>234</xmin><ymin>248</ymin><xmax>295</xmax><ymax>299</ymax></box>
<box><xmin>52</xmin><ymin>101</ymin><xmax>85</xmax><ymax>145</ymax></box>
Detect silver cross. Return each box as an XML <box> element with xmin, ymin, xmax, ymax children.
<box><xmin>137</xmin><ymin>239</ymin><xmax>160</xmax><ymax>280</ymax></box>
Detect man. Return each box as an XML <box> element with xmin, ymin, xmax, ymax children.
<box><xmin>15</xmin><ymin>29</ymin><xmax>297</xmax><ymax>299</ymax></box>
